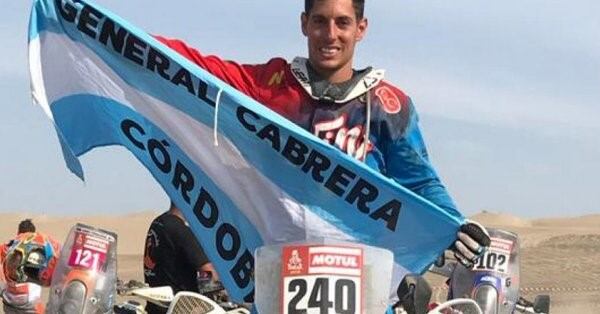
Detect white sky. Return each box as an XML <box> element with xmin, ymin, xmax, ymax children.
<box><xmin>1</xmin><ymin>0</ymin><xmax>599</xmax><ymax>217</ymax></box>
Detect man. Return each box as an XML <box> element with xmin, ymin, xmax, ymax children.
<box><xmin>1</xmin><ymin>220</ymin><xmax>60</xmax><ymax>314</ymax></box>
<box><xmin>0</xmin><ymin>220</ymin><xmax>37</xmax><ymax>255</ymax></box>
<box><xmin>144</xmin><ymin>203</ymin><xmax>219</xmax><ymax>314</ymax></box>
<box><xmin>157</xmin><ymin>0</ymin><xmax>487</xmax><ymax>269</ymax></box>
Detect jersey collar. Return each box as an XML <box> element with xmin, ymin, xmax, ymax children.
<box><xmin>290</xmin><ymin>57</ymin><xmax>385</xmax><ymax>103</ymax></box>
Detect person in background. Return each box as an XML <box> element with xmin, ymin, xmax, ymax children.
<box><xmin>1</xmin><ymin>219</ymin><xmax>60</xmax><ymax>314</ymax></box>
<box><xmin>143</xmin><ymin>203</ymin><xmax>219</xmax><ymax>314</ymax></box>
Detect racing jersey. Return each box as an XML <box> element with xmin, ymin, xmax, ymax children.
<box><xmin>156</xmin><ymin>36</ymin><xmax>462</xmax><ymax>219</ymax></box>
<box><xmin>1</xmin><ymin>281</ymin><xmax>44</xmax><ymax>314</ymax></box>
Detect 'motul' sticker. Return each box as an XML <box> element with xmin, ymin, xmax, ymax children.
<box><xmin>281</xmin><ymin>245</ymin><xmax>363</xmax><ymax>314</ymax></box>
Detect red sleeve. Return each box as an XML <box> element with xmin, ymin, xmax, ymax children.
<box><xmin>154</xmin><ymin>36</ymin><xmax>286</xmax><ymax>103</ymax></box>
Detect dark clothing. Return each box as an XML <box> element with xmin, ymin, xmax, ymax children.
<box><xmin>143</xmin><ymin>212</ymin><xmax>208</xmax><ymax>314</ymax></box>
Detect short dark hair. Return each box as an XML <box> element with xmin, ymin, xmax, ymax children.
<box><xmin>18</xmin><ymin>219</ymin><xmax>36</xmax><ymax>234</ymax></box>
<box><xmin>305</xmin><ymin>0</ymin><xmax>365</xmax><ymax>20</ymax></box>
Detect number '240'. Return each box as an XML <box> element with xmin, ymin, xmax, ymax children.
<box><xmin>287</xmin><ymin>277</ymin><xmax>356</xmax><ymax>314</ymax></box>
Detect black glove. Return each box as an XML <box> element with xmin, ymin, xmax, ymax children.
<box><xmin>452</xmin><ymin>220</ymin><xmax>491</xmax><ymax>268</ymax></box>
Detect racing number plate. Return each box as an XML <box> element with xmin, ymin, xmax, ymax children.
<box><xmin>281</xmin><ymin>245</ymin><xmax>363</xmax><ymax>314</ymax></box>
<box><xmin>474</xmin><ymin>237</ymin><xmax>513</xmax><ymax>274</ymax></box>
<box><xmin>67</xmin><ymin>228</ymin><xmax>111</xmax><ymax>271</ymax></box>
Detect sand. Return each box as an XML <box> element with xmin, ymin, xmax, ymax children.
<box><xmin>0</xmin><ymin>212</ymin><xmax>157</xmax><ymax>256</ymax></box>
<box><xmin>1</xmin><ymin>210</ymin><xmax>599</xmax><ymax>313</ymax></box>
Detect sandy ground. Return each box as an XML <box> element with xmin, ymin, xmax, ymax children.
<box><xmin>1</xmin><ymin>211</ymin><xmax>599</xmax><ymax>313</ymax></box>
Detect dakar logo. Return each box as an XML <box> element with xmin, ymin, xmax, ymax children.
<box><xmin>313</xmin><ymin>114</ymin><xmax>373</xmax><ymax>161</ymax></box>
<box><xmin>287</xmin><ymin>249</ymin><xmax>303</xmax><ymax>271</ymax></box>
<box><xmin>75</xmin><ymin>233</ymin><xmax>84</xmax><ymax>246</ymax></box>
<box><xmin>375</xmin><ymin>86</ymin><xmax>402</xmax><ymax>114</ymax></box>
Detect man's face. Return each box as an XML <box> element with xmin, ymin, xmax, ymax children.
<box><xmin>302</xmin><ymin>0</ymin><xmax>368</xmax><ymax>81</ymax></box>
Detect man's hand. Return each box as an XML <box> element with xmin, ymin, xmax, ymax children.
<box><xmin>452</xmin><ymin>220</ymin><xmax>491</xmax><ymax>268</ymax></box>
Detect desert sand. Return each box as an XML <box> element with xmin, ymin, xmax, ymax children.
<box><xmin>1</xmin><ymin>210</ymin><xmax>599</xmax><ymax>313</ymax></box>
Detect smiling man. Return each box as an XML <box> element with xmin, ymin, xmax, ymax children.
<box><xmin>301</xmin><ymin>0</ymin><xmax>367</xmax><ymax>83</ymax></box>
<box><xmin>156</xmin><ymin>0</ymin><xmax>489</xmax><ymax>281</ymax></box>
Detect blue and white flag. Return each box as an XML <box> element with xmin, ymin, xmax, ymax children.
<box><xmin>29</xmin><ymin>0</ymin><xmax>462</xmax><ymax>302</ymax></box>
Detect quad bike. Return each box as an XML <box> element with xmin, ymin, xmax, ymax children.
<box><xmin>45</xmin><ymin>223</ymin><xmax>118</xmax><ymax>313</ymax></box>
<box><xmin>430</xmin><ymin>228</ymin><xmax>550</xmax><ymax>314</ymax></box>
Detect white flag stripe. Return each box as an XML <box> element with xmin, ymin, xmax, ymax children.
<box><xmin>29</xmin><ymin>39</ymin><xmax>53</xmax><ymax>121</ymax></box>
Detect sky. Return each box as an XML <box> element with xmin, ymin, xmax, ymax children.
<box><xmin>1</xmin><ymin>0</ymin><xmax>599</xmax><ymax>217</ymax></box>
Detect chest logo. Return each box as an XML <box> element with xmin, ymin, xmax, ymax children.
<box><xmin>375</xmin><ymin>86</ymin><xmax>402</xmax><ymax>114</ymax></box>
<box><xmin>313</xmin><ymin>114</ymin><xmax>372</xmax><ymax>161</ymax></box>
<box><xmin>268</xmin><ymin>70</ymin><xmax>285</xmax><ymax>86</ymax></box>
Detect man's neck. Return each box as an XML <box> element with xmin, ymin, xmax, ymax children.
<box><xmin>168</xmin><ymin>207</ymin><xmax>185</xmax><ymax>221</ymax></box>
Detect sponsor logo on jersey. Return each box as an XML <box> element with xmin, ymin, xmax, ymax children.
<box><xmin>268</xmin><ymin>70</ymin><xmax>285</xmax><ymax>86</ymax></box>
<box><xmin>375</xmin><ymin>86</ymin><xmax>402</xmax><ymax>114</ymax></box>
<box><xmin>313</xmin><ymin>114</ymin><xmax>373</xmax><ymax>161</ymax></box>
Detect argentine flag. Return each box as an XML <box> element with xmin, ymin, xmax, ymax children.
<box><xmin>29</xmin><ymin>0</ymin><xmax>462</xmax><ymax>303</ymax></box>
